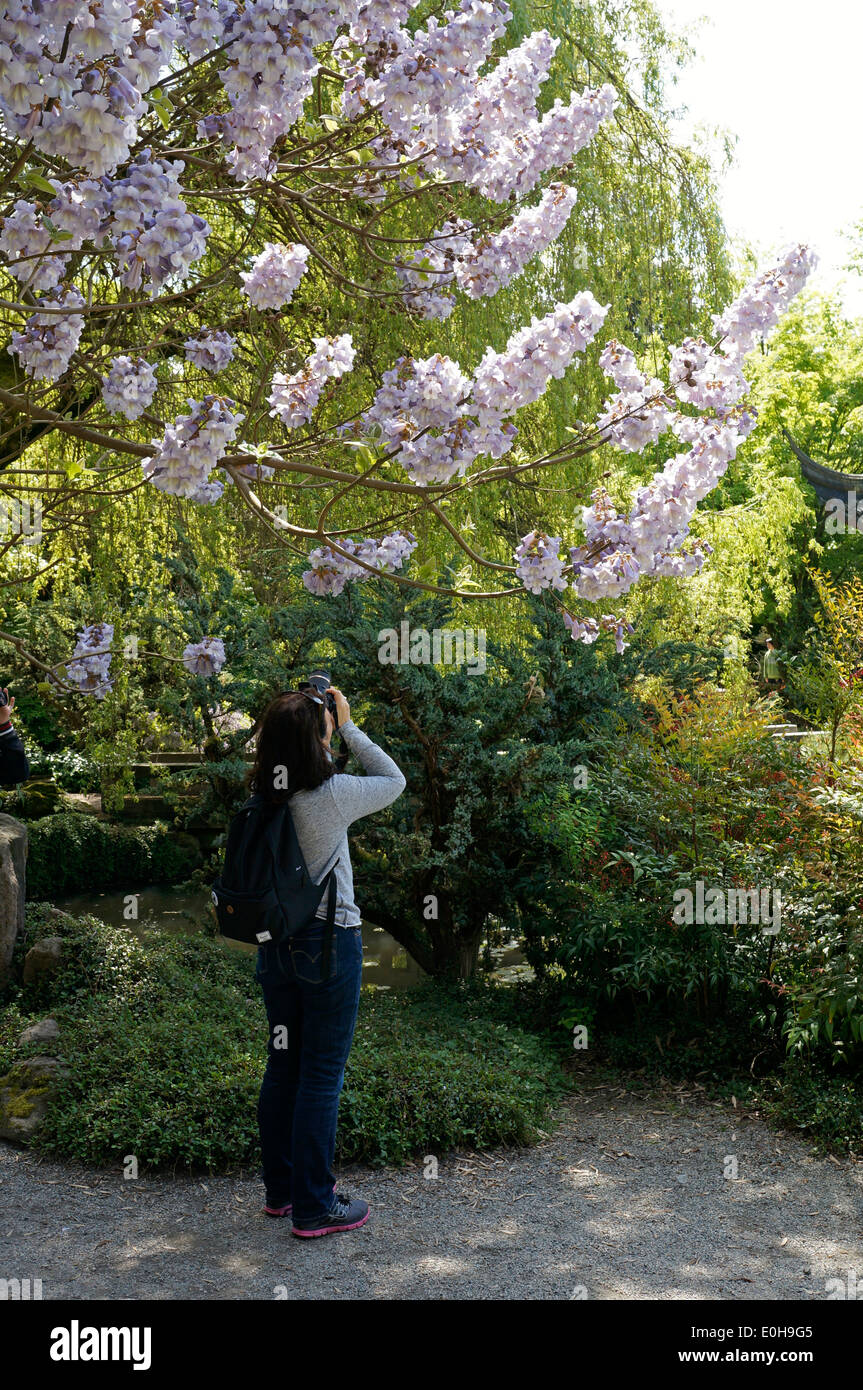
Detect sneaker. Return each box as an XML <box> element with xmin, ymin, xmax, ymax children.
<box><xmin>264</xmin><ymin>1183</ymin><xmax>336</xmax><ymax>1219</ymax></box>
<box><xmin>292</xmin><ymin>1193</ymin><xmax>370</xmax><ymax>1239</ymax></box>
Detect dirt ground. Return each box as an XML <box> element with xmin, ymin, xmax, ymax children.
<box><xmin>2</xmin><ymin>1082</ymin><xmax>861</xmax><ymax>1301</ymax></box>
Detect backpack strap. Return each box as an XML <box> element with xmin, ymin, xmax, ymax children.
<box><xmin>320</xmin><ymin>870</ymin><xmax>337</xmax><ymax>983</ymax></box>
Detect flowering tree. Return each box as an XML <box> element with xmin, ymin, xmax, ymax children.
<box><xmin>0</xmin><ymin>0</ymin><xmax>815</xmax><ymax>687</ymax></box>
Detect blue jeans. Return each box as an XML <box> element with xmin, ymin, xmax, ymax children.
<box><xmin>256</xmin><ymin>920</ymin><xmax>363</xmax><ymax>1222</ymax></box>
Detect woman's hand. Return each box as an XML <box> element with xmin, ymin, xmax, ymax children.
<box><xmin>327</xmin><ymin>686</ymin><xmax>351</xmax><ymax>727</ymax></box>
<box><xmin>0</xmin><ymin>691</ymin><xmax>15</xmax><ymax>724</ymax></box>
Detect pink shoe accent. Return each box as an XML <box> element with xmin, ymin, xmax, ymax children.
<box><xmin>292</xmin><ymin>1207</ymin><xmax>370</xmax><ymax>1239</ymax></box>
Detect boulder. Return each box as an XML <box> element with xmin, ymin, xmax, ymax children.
<box><xmin>18</xmin><ymin>777</ymin><xmax>61</xmax><ymax>820</ymax></box>
<box><xmin>0</xmin><ymin>813</ymin><xmax>27</xmax><ymax>985</ymax></box>
<box><xmin>22</xmin><ymin>935</ymin><xmax>63</xmax><ymax>984</ymax></box>
<box><xmin>0</xmin><ymin>1055</ymin><xmax>70</xmax><ymax>1144</ymax></box>
<box><xmin>60</xmin><ymin>792</ymin><xmax>102</xmax><ymax>816</ymax></box>
<box><xmin>17</xmin><ymin>1017</ymin><xmax>60</xmax><ymax>1046</ymax></box>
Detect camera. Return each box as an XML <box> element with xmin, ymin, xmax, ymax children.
<box><xmin>298</xmin><ymin>669</ymin><xmax>338</xmax><ymax>730</ymax></box>
<box><xmin>297</xmin><ymin>670</ymin><xmax>349</xmax><ymax>772</ymax></box>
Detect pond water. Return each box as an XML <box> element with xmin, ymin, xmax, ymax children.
<box><xmin>54</xmin><ymin>886</ymin><xmax>423</xmax><ymax>991</ymax></box>
<box><xmin>53</xmin><ymin>886</ymin><xmax>529</xmax><ymax>990</ymax></box>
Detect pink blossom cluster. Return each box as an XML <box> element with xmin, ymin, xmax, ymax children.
<box><xmin>713</xmin><ymin>243</ymin><xmax>818</xmax><ymax>359</ymax></box>
<box><xmin>107</xmin><ymin>153</ymin><xmax>210</xmax><ymax>297</ymax></box>
<box><xmin>358</xmin><ymin>353</ymin><xmax>474</xmax><ymax>484</ymax></box>
<box><xmin>472</xmin><ymin>293</ymin><xmax>609</xmax><ymax>419</ymax></box>
<box><xmin>455</xmin><ymin>184</ymin><xmax>578</xmax><ymax>299</ymax></box>
<box><xmin>0</xmin><ymin>153</ymin><xmax>211</xmax><ymax>301</ymax></box>
<box><xmin>268</xmin><ymin>335</ymin><xmax>356</xmax><ymax>429</ymax></box>
<box><xmin>182</xmin><ymin>636</ymin><xmax>226</xmax><ymax>677</ymax></box>
<box><xmin>513</xmin><ymin>532</ymin><xmax>567</xmax><ymax>594</ymax></box>
<box><xmin>101</xmin><ymin>355</ymin><xmax>158</xmax><ymax>420</ymax></box>
<box><xmin>348</xmin><ymin>0</ymin><xmax>417</xmax><ymax>51</ymax></box>
<box><xmin>337</xmin><ymin>1</ymin><xmax>616</xmax><ymax>206</ymax></box>
<box><xmin>194</xmin><ymin>0</ymin><xmax>354</xmax><ymax>180</ymax></box>
<box><xmin>563</xmin><ymin>611</ymin><xmax>633</xmax><ymax>654</ymax></box>
<box><xmin>398</xmin><ymin>185</ymin><xmax>578</xmax><ymax>319</ymax></box>
<box><xmin>240</xmin><ymin>242</ymin><xmax>310</xmax><ymax>311</ymax></box>
<box><xmin>65</xmin><ymin>622</ymin><xmax>114</xmax><ymax>699</ymax></box>
<box><xmin>358</xmin><ymin>1</ymin><xmax>510</xmax><ymax>147</ymax></box>
<box><xmin>303</xmin><ymin>531</ymin><xmax>417</xmax><ymax>596</ymax></box>
<box><xmin>184</xmin><ymin>329</ymin><xmax>236</xmax><ymax>373</ymax></box>
<box><xmin>0</xmin><ymin>0</ymin><xmax>146</xmax><ymax>177</ymax></box>
<box><xmin>141</xmin><ymin>395</ymin><xmax>243</xmax><ymax>499</ymax></box>
<box><xmin>395</xmin><ymin>220</ymin><xmax>473</xmax><ymax>320</ymax></box>
<box><xmin>596</xmin><ymin>340</ymin><xmax>673</xmax><ymax>453</ymax></box>
<box><xmin>353</xmin><ymin>296</ymin><xmax>606</xmax><ymax>485</ymax></box>
<box><xmin>8</xmin><ymin>288</ymin><xmax>84</xmax><ymax>381</ymax></box>
<box><xmin>0</xmin><ymin>179</ymin><xmax>103</xmax><ymax>292</ymax></box>
<box><xmin>522</xmin><ymin>246</ymin><xmax>817</xmax><ymax>647</ymax></box>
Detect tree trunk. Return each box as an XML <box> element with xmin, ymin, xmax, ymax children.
<box><xmin>430</xmin><ymin>925</ymin><xmax>484</xmax><ymax>980</ymax></box>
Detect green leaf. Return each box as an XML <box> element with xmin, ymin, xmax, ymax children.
<box><xmin>41</xmin><ymin>216</ymin><xmax>74</xmax><ymax>243</ymax></box>
<box><xmin>20</xmin><ymin>169</ymin><xmax>57</xmax><ymax>196</ymax></box>
<box><xmin>147</xmin><ymin>93</ymin><xmax>174</xmax><ymax>130</ymax></box>
<box><xmin>345</xmin><ymin>443</ymin><xmax>378</xmax><ymax>467</ymax></box>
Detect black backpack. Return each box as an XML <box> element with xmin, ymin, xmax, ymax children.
<box><xmin>211</xmin><ymin>792</ymin><xmax>339</xmax><ymax>981</ymax></box>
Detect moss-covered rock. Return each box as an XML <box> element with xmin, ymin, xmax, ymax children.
<box><xmin>0</xmin><ymin>1054</ymin><xmax>70</xmax><ymax>1143</ymax></box>
<box><xmin>18</xmin><ymin>778</ymin><xmax>61</xmax><ymax>820</ymax></box>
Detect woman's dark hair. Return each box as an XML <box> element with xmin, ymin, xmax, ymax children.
<box><xmin>248</xmin><ymin>691</ymin><xmax>335</xmax><ymax>804</ymax></box>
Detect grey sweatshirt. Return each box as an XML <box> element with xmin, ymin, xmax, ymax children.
<box><xmin>288</xmin><ymin>719</ymin><xmax>406</xmax><ymax>928</ymax></box>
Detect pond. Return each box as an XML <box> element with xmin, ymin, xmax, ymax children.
<box><xmin>53</xmin><ymin>886</ymin><xmax>529</xmax><ymax>990</ymax></box>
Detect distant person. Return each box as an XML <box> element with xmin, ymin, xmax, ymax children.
<box><xmin>760</xmin><ymin>638</ymin><xmax>783</xmax><ymax>685</ymax></box>
<box><xmin>0</xmin><ymin>688</ymin><xmax>29</xmax><ymax>786</ymax></box>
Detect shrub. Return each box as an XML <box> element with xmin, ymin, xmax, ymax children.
<box><xmin>760</xmin><ymin>1060</ymin><xmax>863</xmax><ymax>1156</ymax></box>
<box><xmin>24</xmin><ymin>813</ymin><xmax>201</xmax><ymax>897</ymax></box>
<box><xmin>1</xmin><ymin>906</ymin><xmax>567</xmax><ymax>1170</ymax></box>
<box><xmin>28</xmin><ymin>749</ymin><xmax>101</xmax><ymax>792</ymax></box>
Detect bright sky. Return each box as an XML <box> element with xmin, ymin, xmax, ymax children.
<box><xmin>655</xmin><ymin>0</ymin><xmax>863</xmax><ymax>316</ymax></box>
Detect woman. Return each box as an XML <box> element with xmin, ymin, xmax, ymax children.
<box><xmin>250</xmin><ymin>683</ymin><xmax>405</xmax><ymax>1239</ymax></box>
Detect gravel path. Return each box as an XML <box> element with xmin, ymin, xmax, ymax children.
<box><xmin>2</xmin><ymin>1082</ymin><xmax>861</xmax><ymax>1300</ymax></box>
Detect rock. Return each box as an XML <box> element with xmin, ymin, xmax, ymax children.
<box><xmin>22</xmin><ymin>936</ymin><xmax>64</xmax><ymax>984</ymax></box>
<box><xmin>60</xmin><ymin>792</ymin><xmax>102</xmax><ymax>817</ymax></box>
<box><xmin>117</xmin><ymin>793</ymin><xmax>175</xmax><ymax>823</ymax></box>
<box><xmin>0</xmin><ymin>813</ymin><xmax>27</xmax><ymax>986</ymax></box>
<box><xmin>0</xmin><ymin>1055</ymin><xmax>70</xmax><ymax>1143</ymax></box>
<box><xmin>17</xmin><ymin>1017</ymin><xmax>60</xmax><ymax>1046</ymax></box>
<box><xmin>18</xmin><ymin>777</ymin><xmax>61</xmax><ymax>820</ymax></box>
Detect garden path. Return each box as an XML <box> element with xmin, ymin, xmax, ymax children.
<box><xmin>2</xmin><ymin>1083</ymin><xmax>861</xmax><ymax>1300</ymax></box>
